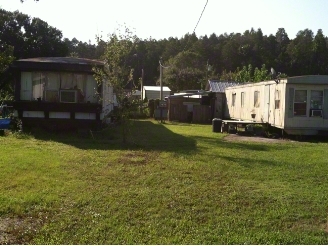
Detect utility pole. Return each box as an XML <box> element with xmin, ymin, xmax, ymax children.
<box><xmin>141</xmin><ymin>68</ymin><xmax>144</xmax><ymax>100</ymax></box>
<box><xmin>159</xmin><ymin>58</ymin><xmax>170</xmax><ymax>123</ymax></box>
<box><xmin>159</xmin><ymin>59</ymin><xmax>163</xmax><ymax>123</ymax></box>
<box><xmin>159</xmin><ymin>59</ymin><xmax>163</xmax><ymax>100</ymax></box>
<box><xmin>140</xmin><ymin>68</ymin><xmax>144</xmax><ymax>112</ymax></box>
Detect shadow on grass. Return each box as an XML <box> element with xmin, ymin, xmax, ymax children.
<box><xmin>28</xmin><ymin>120</ymin><xmax>198</xmax><ymax>154</ymax></box>
<box><xmin>189</xmin><ymin>134</ymin><xmax>293</xmax><ymax>152</ymax></box>
<box><xmin>219</xmin><ymin>154</ymin><xmax>279</xmax><ymax>167</ymax></box>
<box><xmin>25</xmin><ymin>120</ymin><xmax>296</xmax><ymax>155</ymax></box>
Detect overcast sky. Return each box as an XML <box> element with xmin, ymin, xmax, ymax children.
<box><xmin>0</xmin><ymin>0</ymin><xmax>327</xmax><ymax>43</ymax></box>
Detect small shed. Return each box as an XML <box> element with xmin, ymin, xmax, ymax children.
<box><xmin>167</xmin><ymin>91</ymin><xmax>214</xmax><ymax>123</ymax></box>
<box><xmin>224</xmin><ymin>75</ymin><xmax>328</xmax><ymax>135</ymax></box>
<box><xmin>143</xmin><ymin>86</ymin><xmax>171</xmax><ymax>100</ymax></box>
<box><xmin>205</xmin><ymin>80</ymin><xmax>239</xmax><ymax>119</ymax></box>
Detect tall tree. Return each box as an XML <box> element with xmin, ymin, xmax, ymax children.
<box><xmin>163</xmin><ymin>51</ymin><xmax>205</xmax><ymax>91</ymax></box>
<box><xmin>221</xmin><ymin>33</ymin><xmax>243</xmax><ymax>72</ymax></box>
<box><xmin>93</xmin><ymin>26</ymin><xmax>139</xmax><ymax>144</ymax></box>
<box><xmin>23</xmin><ymin>17</ymin><xmax>68</xmax><ymax>57</ymax></box>
<box><xmin>312</xmin><ymin>29</ymin><xmax>328</xmax><ymax>74</ymax></box>
<box><xmin>275</xmin><ymin>28</ymin><xmax>290</xmax><ymax>73</ymax></box>
<box><xmin>287</xmin><ymin>29</ymin><xmax>314</xmax><ymax>75</ymax></box>
<box><xmin>0</xmin><ymin>9</ymin><xmax>69</xmax><ymax>58</ymax></box>
<box><xmin>0</xmin><ymin>9</ymin><xmax>29</xmax><ymax>58</ymax></box>
<box><xmin>0</xmin><ymin>45</ymin><xmax>15</xmax><ymax>100</ymax></box>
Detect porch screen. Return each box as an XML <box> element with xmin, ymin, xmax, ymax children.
<box><xmin>294</xmin><ymin>90</ymin><xmax>307</xmax><ymax>116</ymax></box>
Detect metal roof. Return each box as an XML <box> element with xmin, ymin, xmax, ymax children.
<box><xmin>207</xmin><ymin>80</ymin><xmax>239</xmax><ymax>93</ymax></box>
<box><xmin>16</xmin><ymin>57</ymin><xmax>105</xmax><ymax>66</ymax></box>
<box><xmin>169</xmin><ymin>91</ymin><xmax>207</xmax><ymax>98</ymax></box>
<box><xmin>10</xmin><ymin>57</ymin><xmax>105</xmax><ymax>73</ymax></box>
<box><xmin>143</xmin><ymin>86</ymin><xmax>171</xmax><ymax>91</ymax></box>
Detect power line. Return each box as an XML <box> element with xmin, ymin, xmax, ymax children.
<box><xmin>183</xmin><ymin>0</ymin><xmax>209</xmax><ymax>51</ymax></box>
<box><xmin>192</xmin><ymin>0</ymin><xmax>209</xmax><ymax>34</ymax></box>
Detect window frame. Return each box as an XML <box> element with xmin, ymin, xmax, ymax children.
<box><xmin>254</xmin><ymin>91</ymin><xmax>260</xmax><ymax>108</ymax></box>
<box><xmin>293</xmin><ymin>89</ymin><xmax>307</xmax><ymax>116</ymax></box>
<box><xmin>310</xmin><ymin>90</ymin><xmax>323</xmax><ymax>117</ymax></box>
<box><xmin>241</xmin><ymin>92</ymin><xmax>245</xmax><ymax>108</ymax></box>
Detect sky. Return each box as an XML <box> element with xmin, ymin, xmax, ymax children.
<box><xmin>0</xmin><ymin>0</ymin><xmax>328</xmax><ymax>44</ymax></box>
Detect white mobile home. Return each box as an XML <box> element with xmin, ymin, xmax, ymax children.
<box><xmin>225</xmin><ymin>75</ymin><xmax>328</xmax><ymax>135</ymax></box>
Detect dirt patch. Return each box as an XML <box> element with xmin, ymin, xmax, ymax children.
<box><xmin>117</xmin><ymin>151</ymin><xmax>159</xmax><ymax>165</ymax></box>
<box><xmin>224</xmin><ymin>133</ymin><xmax>287</xmax><ymax>143</ymax></box>
<box><xmin>0</xmin><ymin>217</ymin><xmax>27</xmax><ymax>244</ymax></box>
<box><xmin>0</xmin><ymin>215</ymin><xmax>46</xmax><ymax>244</ymax></box>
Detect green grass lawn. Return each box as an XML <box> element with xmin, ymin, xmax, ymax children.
<box><xmin>0</xmin><ymin>119</ymin><xmax>328</xmax><ymax>244</ymax></box>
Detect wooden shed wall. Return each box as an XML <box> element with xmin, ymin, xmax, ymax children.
<box><xmin>214</xmin><ymin>92</ymin><xmax>225</xmax><ymax>119</ymax></box>
<box><xmin>193</xmin><ymin>105</ymin><xmax>211</xmax><ymax>123</ymax></box>
<box><xmin>167</xmin><ymin>96</ymin><xmax>214</xmax><ymax>123</ymax></box>
<box><xmin>168</xmin><ymin>97</ymin><xmax>199</xmax><ymax>122</ymax></box>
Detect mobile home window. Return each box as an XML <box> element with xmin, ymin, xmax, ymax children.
<box><xmin>232</xmin><ymin>93</ymin><xmax>236</xmax><ymax>107</ymax></box>
<box><xmin>32</xmin><ymin>72</ymin><xmax>44</xmax><ymax>100</ymax></box>
<box><xmin>254</xmin><ymin>91</ymin><xmax>260</xmax><ymax>108</ymax></box>
<box><xmin>241</xmin><ymin>92</ymin><xmax>245</xmax><ymax>107</ymax></box>
<box><xmin>310</xmin><ymin>90</ymin><xmax>323</xmax><ymax>109</ymax></box>
<box><xmin>310</xmin><ymin>90</ymin><xmax>323</xmax><ymax>117</ymax></box>
<box><xmin>275</xmin><ymin>90</ymin><xmax>281</xmax><ymax>109</ymax></box>
<box><xmin>294</xmin><ymin>90</ymin><xmax>307</xmax><ymax>116</ymax></box>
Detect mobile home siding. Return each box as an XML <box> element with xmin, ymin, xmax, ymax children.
<box><xmin>225</xmin><ymin>81</ymin><xmax>285</xmax><ymax>126</ymax></box>
<box><xmin>324</xmin><ymin>89</ymin><xmax>328</xmax><ymax>119</ymax></box>
<box><xmin>225</xmin><ymin>75</ymin><xmax>328</xmax><ymax>135</ymax></box>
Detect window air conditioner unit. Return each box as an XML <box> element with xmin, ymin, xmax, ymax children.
<box><xmin>311</xmin><ymin>109</ymin><xmax>322</xmax><ymax>117</ymax></box>
<box><xmin>60</xmin><ymin>90</ymin><xmax>77</xmax><ymax>103</ymax></box>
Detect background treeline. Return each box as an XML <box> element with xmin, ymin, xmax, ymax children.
<box><xmin>1</xmin><ymin>8</ymin><xmax>328</xmax><ymax>92</ymax></box>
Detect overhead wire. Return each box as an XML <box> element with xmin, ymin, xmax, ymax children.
<box><xmin>192</xmin><ymin>0</ymin><xmax>209</xmax><ymax>34</ymax></box>
<box><xmin>183</xmin><ymin>0</ymin><xmax>209</xmax><ymax>51</ymax></box>
<box><xmin>160</xmin><ymin>0</ymin><xmax>209</xmax><ymax>68</ymax></box>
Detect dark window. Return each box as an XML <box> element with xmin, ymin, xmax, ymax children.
<box><xmin>275</xmin><ymin>90</ymin><xmax>281</xmax><ymax>109</ymax></box>
<box><xmin>232</xmin><ymin>93</ymin><xmax>236</xmax><ymax>106</ymax></box>
<box><xmin>294</xmin><ymin>90</ymin><xmax>307</xmax><ymax>116</ymax></box>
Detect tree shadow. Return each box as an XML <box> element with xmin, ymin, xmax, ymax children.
<box><xmin>26</xmin><ymin>120</ymin><xmax>295</xmax><ymax>157</ymax></box>
<box><xmin>188</xmin><ymin>134</ymin><xmax>293</xmax><ymax>152</ymax></box>
<box><xmin>214</xmin><ymin>154</ymin><xmax>279</xmax><ymax>167</ymax></box>
<box><xmin>28</xmin><ymin>120</ymin><xmax>198</xmax><ymax>154</ymax></box>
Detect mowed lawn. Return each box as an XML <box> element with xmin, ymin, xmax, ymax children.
<box><xmin>0</xmin><ymin>119</ymin><xmax>328</xmax><ymax>244</ymax></box>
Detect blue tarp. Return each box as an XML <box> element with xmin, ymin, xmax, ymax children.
<box><xmin>0</xmin><ymin>118</ymin><xmax>11</xmax><ymax>129</ymax></box>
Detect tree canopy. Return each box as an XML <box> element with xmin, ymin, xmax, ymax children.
<box><xmin>2</xmin><ymin>8</ymin><xmax>328</xmax><ymax>92</ymax></box>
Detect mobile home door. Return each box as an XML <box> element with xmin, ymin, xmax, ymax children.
<box><xmin>264</xmin><ymin>85</ymin><xmax>270</xmax><ymax>122</ymax></box>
